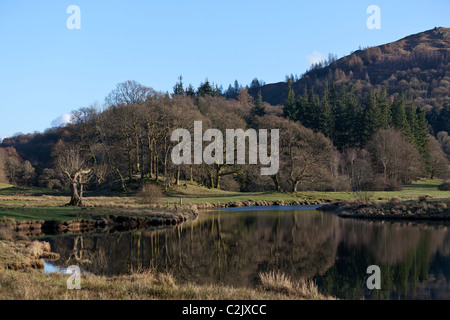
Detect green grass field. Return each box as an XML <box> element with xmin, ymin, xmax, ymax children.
<box><xmin>0</xmin><ymin>179</ymin><xmax>448</xmax><ymax>223</ymax></box>
<box><xmin>165</xmin><ymin>179</ymin><xmax>450</xmax><ymax>204</ymax></box>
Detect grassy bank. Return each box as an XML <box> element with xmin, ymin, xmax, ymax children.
<box><xmin>0</xmin><ymin>267</ymin><xmax>331</xmax><ymax>300</ymax></box>
<box><xmin>0</xmin><ymin>179</ymin><xmax>449</xmax><ymax>224</ymax></box>
<box><xmin>0</xmin><ymin>238</ymin><xmax>332</xmax><ymax>300</ymax></box>
<box><xmin>165</xmin><ymin>179</ymin><xmax>450</xmax><ymax>205</ymax></box>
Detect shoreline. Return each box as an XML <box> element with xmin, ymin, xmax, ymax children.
<box><xmin>320</xmin><ymin>199</ymin><xmax>450</xmax><ymax>221</ymax></box>
<box><xmin>0</xmin><ymin>234</ymin><xmax>333</xmax><ymax>300</ymax></box>
<box><xmin>0</xmin><ymin>207</ymin><xmax>198</xmax><ymax>237</ymax></box>
<box><xmin>0</xmin><ymin>199</ymin><xmax>327</xmax><ymax>237</ymax></box>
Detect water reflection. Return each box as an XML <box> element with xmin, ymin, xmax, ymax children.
<box><xmin>42</xmin><ymin>206</ymin><xmax>450</xmax><ymax>299</ymax></box>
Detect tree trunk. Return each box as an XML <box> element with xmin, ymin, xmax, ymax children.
<box><xmin>149</xmin><ymin>140</ymin><xmax>153</xmax><ymax>178</ymax></box>
<box><xmin>271</xmin><ymin>174</ymin><xmax>281</xmax><ymax>192</ymax></box>
<box><xmin>215</xmin><ymin>165</ymin><xmax>221</xmax><ymax>189</ymax></box>
<box><xmin>175</xmin><ymin>166</ymin><xmax>180</xmax><ymax>186</ymax></box>
<box><xmin>292</xmin><ymin>180</ymin><xmax>299</xmax><ymax>193</ymax></box>
<box><xmin>65</xmin><ymin>169</ymin><xmax>91</xmax><ymax>206</ymax></box>
<box><xmin>127</xmin><ymin>138</ymin><xmax>133</xmax><ymax>182</ymax></box>
<box><xmin>155</xmin><ymin>154</ymin><xmax>159</xmax><ymax>182</ymax></box>
<box><xmin>115</xmin><ymin>168</ymin><xmax>127</xmax><ymax>191</ymax></box>
<box><xmin>209</xmin><ymin>171</ymin><xmax>214</xmax><ymax>189</ymax></box>
<box><xmin>135</xmin><ymin>135</ymin><xmax>140</xmax><ymax>173</ymax></box>
<box><xmin>68</xmin><ymin>180</ymin><xmax>81</xmax><ymax>206</ymax></box>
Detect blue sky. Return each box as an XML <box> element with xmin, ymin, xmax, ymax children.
<box><xmin>0</xmin><ymin>0</ymin><xmax>449</xmax><ymax>139</ymax></box>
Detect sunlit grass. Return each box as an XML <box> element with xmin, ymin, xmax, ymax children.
<box><xmin>0</xmin><ymin>178</ymin><xmax>448</xmax><ymax>222</ymax></box>
<box><xmin>0</xmin><ymin>264</ymin><xmax>334</xmax><ymax>300</ymax></box>
<box><xmin>166</xmin><ymin>179</ymin><xmax>450</xmax><ymax>205</ymax></box>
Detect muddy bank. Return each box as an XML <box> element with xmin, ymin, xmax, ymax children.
<box><xmin>320</xmin><ymin>200</ymin><xmax>450</xmax><ymax>220</ymax></box>
<box><xmin>2</xmin><ymin>209</ymin><xmax>197</xmax><ymax>237</ymax></box>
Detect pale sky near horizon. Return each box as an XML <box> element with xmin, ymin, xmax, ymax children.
<box><xmin>0</xmin><ymin>0</ymin><xmax>449</xmax><ymax>139</ymax></box>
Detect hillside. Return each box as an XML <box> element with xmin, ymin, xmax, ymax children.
<box><xmin>254</xmin><ymin>27</ymin><xmax>450</xmax><ymax>133</ymax></box>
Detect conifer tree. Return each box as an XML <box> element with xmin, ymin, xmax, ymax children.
<box><xmin>362</xmin><ymin>91</ymin><xmax>383</xmax><ymax>144</ymax></box>
<box><xmin>414</xmin><ymin>107</ymin><xmax>429</xmax><ymax>155</ymax></box>
<box><xmin>185</xmin><ymin>84</ymin><xmax>196</xmax><ymax>96</ymax></box>
<box><xmin>346</xmin><ymin>85</ymin><xmax>361</xmax><ymax>146</ymax></box>
<box><xmin>197</xmin><ymin>79</ymin><xmax>213</xmax><ymax>97</ymax></box>
<box><xmin>283</xmin><ymin>80</ymin><xmax>297</xmax><ymax>120</ymax></box>
<box><xmin>333</xmin><ymin>85</ymin><xmax>353</xmax><ymax>149</ymax></box>
<box><xmin>303</xmin><ymin>88</ymin><xmax>318</xmax><ymax>129</ymax></box>
<box><xmin>319</xmin><ymin>87</ymin><xmax>333</xmax><ymax>138</ymax></box>
<box><xmin>405</xmin><ymin>105</ymin><xmax>417</xmax><ymax>143</ymax></box>
<box><xmin>378</xmin><ymin>88</ymin><xmax>392</xmax><ymax>128</ymax></box>
<box><xmin>173</xmin><ymin>75</ymin><xmax>185</xmax><ymax>96</ymax></box>
<box><xmin>295</xmin><ymin>88</ymin><xmax>308</xmax><ymax>124</ymax></box>
<box><xmin>250</xmin><ymin>90</ymin><xmax>266</xmax><ymax>118</ymax></box>
<box><xmin>391</xmin><ymin>92</ymin><xmax>409</xmax><ymax>132</ymax></box>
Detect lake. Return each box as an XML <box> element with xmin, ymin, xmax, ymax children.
<box><xmin>43</xmin><ymin>205</ymin><xmax>450</xmax><ymax>300</ymax></box>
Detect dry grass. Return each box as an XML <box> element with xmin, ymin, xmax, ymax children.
<box><xmin>389</xmin><ymin>197</ymin><xmax>402</xmax><ymax>205</ymax></box>
<box><xmin>0</xmin><ymin>228</ymin><xmax>28</xmax><ymax>241</ymax></box>
<box><xmin>0</xmin><ymin>268</ymin><xmax>335</xmax><ymax>300</ymax></box>
<box><xmin>258</xmin><ymin>271</ymin><xmax>331</xmax><ymax>300</ymax></box>
<box><xmin>0</xmin><ymin>240</ymin><xmax>59</xmax><ymax>270</ymax></box>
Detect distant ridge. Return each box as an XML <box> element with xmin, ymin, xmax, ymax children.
<box><xmin>253</xmin><ymin>27</ymin><xmax>450</xmax><ymax>115</ymax></box>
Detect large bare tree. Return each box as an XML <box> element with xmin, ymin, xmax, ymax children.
<box><xmin>104</xmin><ymin>80</ymin><xmax>156</xmax><ymax>107</ymax></box>
<box><xmin>53</xmin><ymin>141</ymin><xmax>92</xmax><ymax>206</ymax></box>
<box><xmin>367</xmin><ymin>128</ymin><xmax>422</xmax><ymax>183</ymax></box>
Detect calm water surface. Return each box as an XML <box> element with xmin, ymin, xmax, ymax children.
<box><xmin>43</xmin><ymin>205</ymin><xmax>450</xmax><ymax>300</ymax></box>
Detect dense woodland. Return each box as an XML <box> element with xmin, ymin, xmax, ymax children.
<box><xmin>0</xmin><ymin>78</ymin><xmax>448</xmax><ymax>197</ymax></box>
<box><xmin>0</xmin><ymin>28</ymin><xmax>449</xmax><ymax>199</ymax></box>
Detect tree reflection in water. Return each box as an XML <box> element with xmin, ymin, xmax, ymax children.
<box><xmin>44</xmin><ymin>208</ymin><xmax>450</xmax><ymax>299</ymax></box>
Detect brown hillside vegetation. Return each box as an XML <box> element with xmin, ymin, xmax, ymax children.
<box><xmin>257</xmin><ymin>27</ymin><xmax>450</xmax><ymax>119</ymax></box>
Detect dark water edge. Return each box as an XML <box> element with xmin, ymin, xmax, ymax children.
<box><xmin>43</xmin><ymin>205</ymin><xmax>450</xmax><ymax>300</ymax></box>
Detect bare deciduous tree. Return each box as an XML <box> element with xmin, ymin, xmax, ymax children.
<box><xmin>367</xmin><ymin>128</ymin><xmax>422</xmax><ymax>183</ymax></box>
<box><xmin>104</xmin><ymin>80</ymin><xmax>157</xmax><ymax>107</ymax></box>
<box><xmin>53</xmin><ymin>141</ymin><xmax>92</xmax><ymax>206</ymax></box>
<box><xmin>428</xmin><ymin>135</ymin><xmax>449</xmax><ymax>179</ymax></box>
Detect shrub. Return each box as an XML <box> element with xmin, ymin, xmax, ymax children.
<box><xmin>137</xmin><ymin>183</ymin><xmax>164</xmax><ymax>205</ymax></box>
<box><xmin>418</xmin><ymin>194</ymin><xmax>432</xmax><ymax>202</ymax></box>
<box><xmin>438</xmin><ymin>182</ymin><xmax>450</xmax><ymax>191</ymax></box>
<box><xmin>389</xmin><ymin>197</ymin><xmax>401</xmax><ymax>205</ymax></box>
<box><xmin>258</xmin><ymin>271</ymin><xmax>320</xmax><ymax>299</ymax></box>
<box><xmin>0</xmin><ymin>228</ymin><xmax>13</xmax><ymax>241</ymax></box>
<box><xmin>436</xmin><ymin>202</ymin><xmax>448</xmax><ymax>210</ymax></box>
<box><xmin>353</xmin><ymin>191</ymin><xmax>374</xmax><ymax>204</ymax></box>
<box><xmin>370</xmin><ymin>175</ymin><xmax>402</xmax><ymax>191</ymax></box>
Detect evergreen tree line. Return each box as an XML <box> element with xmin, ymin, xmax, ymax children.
<box><xmin>283</xmin><ymin>81</ymin><xmax>430</xmax><ymax>156</ymax></box>
<box><xmin>173</xmin><ymin>75</ymin><xmax>265</xmax><ymax>100</ymax></box>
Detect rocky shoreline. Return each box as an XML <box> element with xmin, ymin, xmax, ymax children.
<box><xmin>320</xmin><ymin>199</ymin><xmax>450</xmax><ymax>220</ymax></box>
<box><xmin>0</xmin><ymin>199</ymin><xmax>327</xmax><ymax>237</ymax></box>
<box><xmin>1</xmin><ymin>209</ymin><xmax>197</xmax><ymax>237</ymax></box>
<box><xmin>193</xmin><ymin>198</ymin><xmax>326</xmax><ymax>210</ymax></box>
